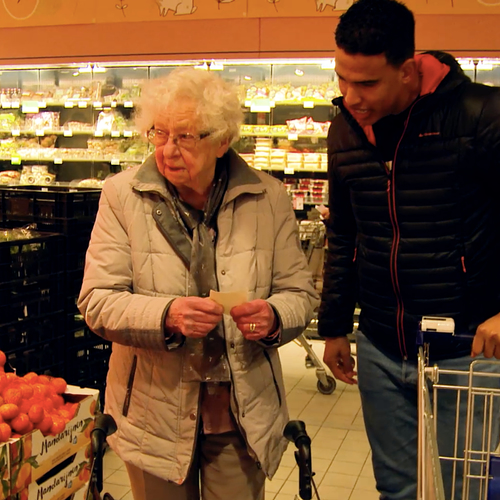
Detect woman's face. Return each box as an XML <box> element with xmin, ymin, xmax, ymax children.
<box><xmin>153</xmin><ymin>101</ymin><xmax>228</xmax><ymax>195</ymax></box>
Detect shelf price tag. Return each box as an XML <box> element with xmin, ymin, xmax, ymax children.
<box><xmin>287</xmin><ymin>133</ymin><xmax>298</xmax><ymax>141</ymax></box>
<box><xmin>22</xmin><ymin>101</ymin><xmax>39</xmax><ymax>113</ymax></box>
<box><xmin>293</xmin><ymin>196</ymin><xmax>304</xmax><ymax>210</ymax></box>
<box><xmin>63</xmin><ymin>130</ymin><xmax>73</xmax><ymax>137</ymax></box>
<box><xmin>65</xmin><ymin>101</ymin><xmax>75</xmax><ymax>108</ymax></box>
<box><xmin>111</xmin><ymin>158</ymin><xmax>120</xmax><ymax>165</ymax></box>
<box><xmin>93</xmin><ymin>101</ymin><xmax>103</xmax><ymax>108</ymax></box>
<box><xmin>11</xmin><ymin>129</ymin><xmax>20</xmax><ymax>136</ymax></box>
<box><xmin>111</xmin><ymin>101</ymin><xmax>117</xmax><ymax>108</ymax></box>
<box><xmin>11</xmin><ymin>101</ymin><xmax>20</xmax><ymax>109</ymax></box>
<box><xmin>303</xmin><ymin>101</ymin><xmax>315</xmax><ymax>109</ymax></box>
<box><xmin>11</xmin><ymin>155</ymin><xmax>21</xmax><ymax>165</ymax></box>
<box><xmin>123</xmin><ymin>130</ymin><xmax>133</xmax><ymax>137</ymax></box>
<box><xmin>124</xmin><ymin>101</ymin><xmax>134</xmax><ymax>108</ymax></box>
<box><xmin>78</xmin><ymin>101</ymin><xmax>88</xmax><ymax>108</ymax></box>
<box><xmin>2</xmin><ymin>102</ymin><xmax>11</xmax><ymax>109</ymax></box>
<box><xmin>244</xmin><ymin>101</ymin><xmax>252</xmax><ymax>108</ymax></box>
<box><xmin>38</xmin><ymin>101</ymin><xmax>47</xmax><ymax>108</ymax></box>
<box><xmin>111</xmin><ymin>131</ymin><xmax>121</xmax><ymax>137</ymax></box>
<box><xmin>35</xmin><ymin>129</ymin><xmax>45</xmax><ymax>137</ymax></box>
<box><xmin>54</xmin><ymin>158</ymin><xmax>63</xmax><ymax>164</ymax></box>
<box><xmin>250</xmin><ymin>99</ymin><xmax>271</xmax><ymax>113</ymax></box>
<box><xmin>94</xmin><ymin>130</ymin><xmax>104</xmax><ymax>137</ymax></box>
<box><xmin>284</xmin><ymin>165</ymin><xmax>295</xmax><ymax>175</ymax></box>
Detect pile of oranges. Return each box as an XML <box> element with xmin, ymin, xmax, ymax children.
<box><xmin>0</xmin><ymin>350</ymin><xmax>77</xmax><ymax>442</ymax></box>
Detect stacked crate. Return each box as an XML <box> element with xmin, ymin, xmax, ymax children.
<box><xmin>0</xmin><ymin>186</ymin><xmax>110</xmax><ymax>404</ymax></box>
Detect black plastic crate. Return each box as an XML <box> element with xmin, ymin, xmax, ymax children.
<box><xmin>0</xmin><ymin>273</ymin><xmax>65</xmax><ymax>325</ymax></box>
<box><xmin>65</xmin><ymin>339</ymin><xmax>111</xmax><ymax>385</ymax></box>
<box><xmin>0</xmin><ymin>185</ymin><xmax>101</xmax><ymax>223</ymax></box>
<box><xmin>0</xmin><ymin>312</ymin><xmax>66</xmax><ymax>376</ymax></box>
<box><xmin>0</xmin><ymin>231</ymin><xmax>65</xmax><ymax>283</ymax></box>
<box><xmin>6</xmin><ymin>337</ymin><xmax>65</xmax><ymax>377</ymax></box>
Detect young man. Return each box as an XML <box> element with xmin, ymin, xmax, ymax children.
<box><xmin>318</xmin><ymin>0</ymin><xmax>500</xmax><ymax>498</ymax></box>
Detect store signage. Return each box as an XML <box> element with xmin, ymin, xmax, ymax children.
<box><xmin>250</xmin><ymin>99</ymin><xmax>271</xmax><ymax>113</ymax></box>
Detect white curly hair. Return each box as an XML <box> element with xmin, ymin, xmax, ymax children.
<box><xmin>135</xmin><ymin>67</ymin><xmax>243</xmax><ymax>145</ymax></box>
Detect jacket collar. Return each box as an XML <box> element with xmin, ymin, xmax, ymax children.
<box><xmin>130</xmin><ymin>148</ymin><xmax>265</xmax><ymax>205</ymax></box>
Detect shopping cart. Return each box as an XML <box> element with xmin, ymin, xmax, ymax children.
<box><xmin>417</xmin><ymin>317</ymin><xmax>500</xmax><ymax>500</ymax></box>
<box><xmin>84</xmin><ymin>413</ymin><xmax>117</xmax><ymax>500</ymax></box>
<box><xmin>297</xmin><ymin>219</ymin><xmax>336</xmax><ymax>395</ymax></box>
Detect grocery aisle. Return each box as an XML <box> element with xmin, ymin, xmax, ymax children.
<box><xmin>101</xmin><ymin>339</ymin><xmax>379</xmax><ymax>500</ymax></box>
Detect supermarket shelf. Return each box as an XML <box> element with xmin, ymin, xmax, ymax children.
<box><xmin>0</xmin><ymin>129</ymin><xmax>139</xmax><ymax>138</ymax></box>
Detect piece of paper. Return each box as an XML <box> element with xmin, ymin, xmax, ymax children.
<box><xmin>209</xmin><ymin>290</ymin><xmax>248</xmax><ymax>315</ymax></box>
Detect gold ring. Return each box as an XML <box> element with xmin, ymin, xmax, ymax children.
<box><xmin>249</xmin><ymin>323</ymin><xmax>256</xmax><ymax>333</ymax></box>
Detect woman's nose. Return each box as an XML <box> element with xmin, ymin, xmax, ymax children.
<box><xmin>161</xmin><ymin>137</ymin><xmax>180</xmax><ymax>157</ymax></box>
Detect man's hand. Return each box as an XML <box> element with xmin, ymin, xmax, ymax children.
<box><xmin>323</xmin><ymin>336</ymin><xmax>357</xmax><ymax>385</ymax></box>
<box><xmin>165</xmin><ymin>297</ymin><xmax>224</xmax><ymax>338</ymax></box>
<box><xmin>472</xmin><ymin>312</ymin><xmax>500</xmax><ymax>358</ymax></box>
<box><xmin>230</xmin><ymin>299</ymin><xmax>278</xmax><ymax>341</ymax></box>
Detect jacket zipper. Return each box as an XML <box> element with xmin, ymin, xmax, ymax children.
<box><xmin>122</xmin><ymin>354</ymin><xmax>137</xmax><ymax>417</ymax></box>
<box><xmin>386</xmin><ymin>98</ymin><xmax>423</xmax><ymax>359</ymax></box>
<box><xmin>263</xmin><ymin>350</ymin><xmax>282</xmax><ymax>407</ymax></box>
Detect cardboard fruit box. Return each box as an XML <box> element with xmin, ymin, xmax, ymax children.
<box><xmin>13</xmin><ymin>445</ymin><xmax>90</xmax><ymax>500</ymax></box>
<box><xmin>9</xmin><ymin>386</ymin><xmax>98</xmax><ymax>496</ymax></box>
<box><xmin>0</xmin><ymin>443</ymin><xmax>9</xmax><ymax>500</ymax></box>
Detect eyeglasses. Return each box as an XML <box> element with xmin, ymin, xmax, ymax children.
<box><xmin>147</xmin><ymin>128</ymin><xmax>211</xmax><ymax>150</ymax></box>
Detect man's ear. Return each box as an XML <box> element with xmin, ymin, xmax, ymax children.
<box><xmin>400</xmin><ymin>58</ymin><xmax>417</xmax><ymax>84</ymax></box>
<box><xmin>216</xmin><ymin>137</ymin><xmax>230</xmax><ymax>158</ymax></box>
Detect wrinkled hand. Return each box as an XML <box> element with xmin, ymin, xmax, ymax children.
<box><xmin>472</xmin><ymin>313</ymin><xmax>500</xmax><ymax>358</ymax></box>
<box><xmin>165</xmin><ymin>297</ymin><xmax>224</xmax><ymax>338</ymax></box>
<box><xmin>230</xmin><ymin>299</ymin><xmax>278</xmax><ymax>341</ymax></box>
<box><xmin>323</xmin><ymin>337</ymin><xmax>357</xmax><ymax>385</ymax></box>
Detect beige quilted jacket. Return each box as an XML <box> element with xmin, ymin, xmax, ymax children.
<box><xmin>78</xmin><ymin>150</ymin><xmax>318</xmax><ymax>483</ymax></box>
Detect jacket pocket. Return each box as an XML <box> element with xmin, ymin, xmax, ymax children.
<box><xmin>122</xmin><ymin>354</ymin><xmax>137</xmax><ymax>417</ymax></box>
<box><xmin>263</xmin><ymin>350</ymin><xmax>282</xmax><ymax>407</ymax></box>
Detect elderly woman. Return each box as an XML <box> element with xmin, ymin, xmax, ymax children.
<box><xmin>78</xmin><ymin>68</ymin><xmax>318</xmax><ymax>500</ymax></box>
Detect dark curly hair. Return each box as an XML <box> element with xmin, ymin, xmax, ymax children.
<box><xmin>335</xmin><ymin>0</ymin><xmax>415</xmax><ymax>67</ymax></box>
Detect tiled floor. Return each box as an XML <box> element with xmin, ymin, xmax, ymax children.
<box><xmin>100</xmin><ymin>339</ymin><xmax>379</xmax><ymax>500</ymax></box>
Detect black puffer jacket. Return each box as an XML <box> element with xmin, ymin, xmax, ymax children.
<box><xmin>318</xmin><ymin>52</ymin><xmax>500</xmax><ymax>361</ymax></box>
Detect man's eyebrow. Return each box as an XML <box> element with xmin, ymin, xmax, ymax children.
<box><xmin>336</xmin><ymin>72</ymin><xmax>379</xmax><ymax>85</ymax></box>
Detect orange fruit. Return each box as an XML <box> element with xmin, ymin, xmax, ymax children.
<box><xmin>0</xmin><ymin>403</ymin><xmax>20</xmax><ymax>420</ymax></box>
<box><xmin>5</xmin><ymin>373</ymin><xmax>17</xmax><ymax>382</ymax></box>
<box><xmin>28</xmin><ymin>404</ymin><xmax>44</xmax><ymax>424</ymax></box>
<box><xmin>22</xmin><ymin>372</ymin><xmax>38</xmax><ymax>384</ymax></box>
<box><xmin>19</xmin><ymin>384</ymin><xmax>34</xmax><ymax>400</ymax></box>
<box><xmin>0</xmin><ymin>351</ymin><xmax>6</xmax><ymax>368</ymax></box>
<box><xmin>0</xmin><ymin>423</ymin><xmax>11</xmax><ymax>442</ymax></box>
<box><xmin>11</xmin><ymin>413</ymin><xmax>30</xmax><ymax>434</ymax></box>
<box><xmin>41</xmin><ymin>397</ymin><xmax>54</xmax><ymax>413</ymax></box>
<box><xmin>50</xmin><ymin>394</ymin><xmax>64</xmax><ymax>409</ymax></box>
<box><xmin>35</xmin><ymin>415</ymin><xmax>53</xmax><ymax>435</ymax></box>
<box><xmin>50</xmin><ymin>378</ymin><xmax>67</xmax><ymax>395</ymax></box>
<box><xmin>37</xmin><ymin>375</ymin><xmax>51</xmax><ymax>385</ymax></box>
<box><xmin>3</xmin><ymin>387</ymin><xmax>22</xmax><ymax>406</ymax></box>
<box><xmin>18</xmin><ymin>399</ymin><xmax>31</xmax><ymax>415</ymax></box>
<box><xmin>49</xmin><ymin>416</ymin><xmax>65</xmax><ymax>436</ymax></box>
<box><xmin>32</xmin><ymin>384</ymin><xmax>46</xmax><ymax>399</ymax></box>
<box><xmin>0</xmin><ymin>374</ymin><xmax>7</xmax><ymax>393</ymax></box>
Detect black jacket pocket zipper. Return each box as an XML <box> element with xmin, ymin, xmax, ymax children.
<box><xmin>122</xmin><ymin>354</ymin><xmax>137</xmax><ymax>417</ymax></box>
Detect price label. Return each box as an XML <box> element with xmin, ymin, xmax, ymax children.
<box><xmin>284</xmin><ymin>165</ymin><xmax>295</xmax><ymax>175</ymax></box>
<box><xmin>94</xmin><ymin>130</ymin><xmax>104</xmax><ymax>137</ymax></box>
<box><xmin>54</xmin><ymin>158</ymin><xmax>63</xmax><ymax>164</ymax></box>
<box><xmin>124</xmin><ymin>101</ymin><xmax>134</xmax><ymax>108</ymax></box>
<box><xmin>294</xmin><ymin>197</ymin><xmax>304</xmax><ymax>210</ymax></box>
<box><xmin>250</xmin><ymin>99</ymin><xmax>271</xmax><ymax>113</ymax></box>
<box><xmin>11</xmin><ymin>129</ymin><xmax>20</xmax><ymax>136</ymax></box>
<box><xmin>22</xmin><ymin>102</ymin><xmax>39</xmax><ymax>114</ymax></box>
<box><xmin>78</xmin><ymin>101</ymin><xmax>88</xmax><ymax>108</ymax></box>
<box><xmin>303</xmin><ymin>101</ymin><xmax>315</xmax><ymax>109</ymax></box>
<box><xmin>2</xmin><ymin>102</ymin><xmax>11</xmax><ymax>109</ymax></box>
<box><xmin>11</xmin><ymin>101</ymin><xmax>20</xmax><ymax>109</ymax></box>
<box><xmin>111</xmin><ymin>131</ymin><xmax>121</xmax><ymax>137</ymax></box>
<box><xmin>11</xmin><ymin>155</ymin><xmax>21</xmax><ymax>165</ymax></box>
<box><xmin>63</xmin><ymin>130</ymin><xmax>73</xmax><ymax>137</ymax></box>
<box><xmin>65</xmin><ymin>101</ymin><xmax>75</xmax><ymax>108</ymax></box>
<box><xmin>287</xmin><ymin>133</ymin><xmax>298</xmax><ymax>141</ymax></box>
<box><xmin>111</xmin><ymin>101</ymin><xmax>117</xmax><ymax>108</ymax></box>
<box><xmin>36</xmin><ymin>129</ymin><xmax>45</xmax><ymax>137</ymax></box>
<box><xmin>244</xmin><ymin>101</ymin><xmax>252</xmax><ymax>108</ymax></box>
<box><xmin>38</xmin><ymin>101</ymin><xmax>47</xmax><ymax>108</ymax></box>
<box><xmin>111</xmin><ymin>158</ymin><xmax>120</xmax><ymax>165</ymax></box>
<box><xmin>93</xmin><ymin>101</ymin><xmax>103</xmax><ymax>108</ymax></box>
<box><xmin>123</xmin><ymin>130</ymin><xmax>133</xmax><ymax>137</ymax></box>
